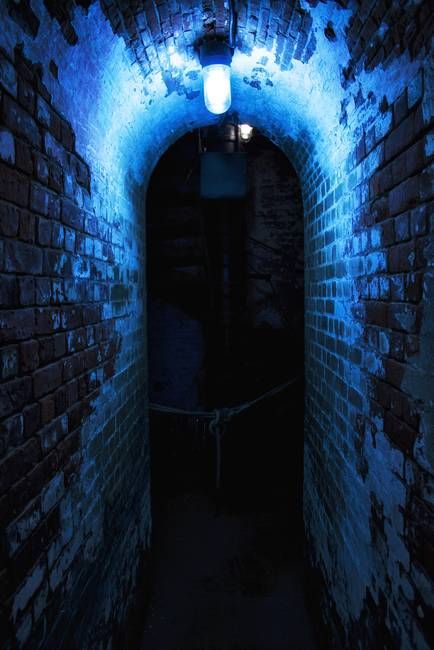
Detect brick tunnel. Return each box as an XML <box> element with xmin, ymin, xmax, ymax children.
<box><xmin>0</xmin><ymin>1</ymin><xmax>433</xmax><ymax>649</ymax></box>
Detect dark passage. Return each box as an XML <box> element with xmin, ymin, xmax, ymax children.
<box><xmin>144</xmin><ymin>123</ymin><xmax>315</xmax><ymax>649</ymax></box>
<box><xmin>143</xmin><ymin>391</ymin><xmax>316</xmax><ymax>650</ymax></box>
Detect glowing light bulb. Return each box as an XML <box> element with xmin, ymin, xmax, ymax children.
<box><xmin>239</xmin><ymin>124</ymin><xmax>253</xmax><ymax>142</ymax></box>
<box><xmin>202</xmin><ymin>64</ymin><xmax>232</xmax><ymax>115</ymax></box>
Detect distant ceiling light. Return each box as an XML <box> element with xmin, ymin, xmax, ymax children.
<box><xmin>239</xmin><ymin>124</ymin><xmax>253</xmax><ymax>142</ymax></box>
<box><xmin>200</xmin><ymin>41</ymin><xmax>233</xmax><ymax>115</ymax></box>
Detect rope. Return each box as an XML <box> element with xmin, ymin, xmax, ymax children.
<box><xmin>149</xmin><ymin>376</ymin><xmax>299</xmax><ymax>489</ymax></box>
<box><xmin>149</xmin><ymin>376</ymin><xmax>298</xmax><ymax>422</ymax></box>
<box><xmin>148</xmin><ymin>403</ymin><xmax>214</xmax><ymax>419</ymax></box>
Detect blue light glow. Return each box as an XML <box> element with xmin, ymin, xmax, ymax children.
<box><xmin>202</xmin><ymin>64</ymin><xmax>232</xmax><ymax>115</ymax></box>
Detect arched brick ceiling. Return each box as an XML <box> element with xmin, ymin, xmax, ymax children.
<box><xmin>27</xmin><ymin>0</ymin><xmax>429</xmax><ymax>182</ymax></box>
<box><xmin>36</xmin><ymin>1</ymin><xmax>432</xmax><ymax>90</ymax></box>
<box><xmin>97</xmin><ymin>0</ymin><xmax>431</xmax><ymax>85</ymax></box>
<box><xmin>5</xmin><ymin>0</ymin><xmax>429</xmax><ymax>190</ymax></box>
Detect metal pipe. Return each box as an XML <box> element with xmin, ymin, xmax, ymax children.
<box><xmin>228</xmin><ymin>0</ymin><xmax>237</xmax><ymax>50</ymax></box>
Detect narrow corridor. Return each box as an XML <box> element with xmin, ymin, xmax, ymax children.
<box><xmin>141</xmin><ymin>491</ymin><xmax>316</xmax><ymax>650</ymax></box>
<box><xmin>143</xmin><ymin>379</ymin><xmax>314</xmax><ymax>650</ymax></box>
<box><xmin>0</xmin><ymin>2</ymin><xmax>432</xmax><ymax>649</ymax></box>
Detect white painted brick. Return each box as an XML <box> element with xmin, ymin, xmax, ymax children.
<box><xmin>0</xmin><ymin>128</ymin><xmax>15</xmax><ymax>163</ymax></box>
<box><xmin>6</xmin><ymin>499</ymin><xmax>42</xmax><ymax>555</ymax></box>
<box><xmin>41</xmin><ymin>472</ymin><xmax>65</xmax><ymax>514</ymax></box>
<box><xmin>12</xmin><ymin>557</ymin><xmax>45</xmax><ymax>622</ymax></box>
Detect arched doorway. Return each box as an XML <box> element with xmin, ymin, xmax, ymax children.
<box><xmin>144</xmin><ymin>120</ymin><xmax>315</xmax><ymax>649</ymax></box>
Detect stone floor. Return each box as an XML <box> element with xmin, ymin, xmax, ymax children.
<box><xmin>140</xmin><ymin>491</ymin><xmax>317</xmax><ymax>650</ymax></box>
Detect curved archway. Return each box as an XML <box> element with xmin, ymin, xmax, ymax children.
<box><xmin>145</xmin><ymin>123</ymin><xmax>310</xmax><ymax>648</ymax></box>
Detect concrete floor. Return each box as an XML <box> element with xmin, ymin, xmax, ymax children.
<box><xmin>141</xmin><ymin>491</ymin><xmax>317</xmax><ymax>650</ymax></box>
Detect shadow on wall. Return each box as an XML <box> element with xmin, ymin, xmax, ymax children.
<box><xmin>147</xmin><ymin>128</ymin><xmax>304</xmax><ymax>411</ymax></box>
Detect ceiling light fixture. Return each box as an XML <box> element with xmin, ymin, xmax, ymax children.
<box><xmin>239</xmin><ymin>124</ymin><xmax>253</xmax><ymax>142</ymax></box>
<box><xmin>200</xmin><ymin>41</ymin><xmax>233</xmax><ymax>115</ymax></box>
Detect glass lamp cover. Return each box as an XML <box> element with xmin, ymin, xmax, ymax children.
<box><xmin>202</xmin><ymin>64</ymin><xmax>232</xmax><ymax>115</ymax></box>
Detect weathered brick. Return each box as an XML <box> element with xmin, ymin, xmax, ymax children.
<box><xmin>388</xmin><ymin>176</ymin><xmax>420</xmax><ymax>217</ymax></box>
<box><xmin>66</xmin><ymin>402</ymin><xmax>83</xmax><ymax>433</ymax></box>
<box><xmin>16</xmin><ymin>138</ymin><xmax>33</xmax><ymax>178</ymax></box>
<box><xmin>0</xmin><ymin>309</ymin><xmax>34</xmax><ymax>343</ymax></box>
<box><xmin>49</xmin><ymin>529</ymin><xmax>81</xmax><ymax>591</ymax></box>
<box><xmin>66</xmin><ymin>327</ymin><xmax>87</xmax><ymax>354</ymax></box>
<box><xmin>0</xmin><ymin>413</ymin><xmax>24</xmax><ymax>450</ymax></box>
<box><xmin>4</xmin><ymin>239</ymin><xmax>42</xmax><ymax>274</ymax></box>
<box><xmin>53</xmin><ymin>333</ymin><xmax>66</xmax><ymax>358</ymax></box>
<box><xmin>62</xmin><ymin>200</ymin><xmax>84</xmax><ymax>230</ymax></box>
<box><xmin>33</xmin><ymin>152</ymin><xmax>49</xmax><ymax>184</ymax></box>
<box><xmin>54</xmin><ymin>385</ymin><xmax>67</xmax><ymax>416</ymax></box>
<box><xmin>388</xmin><ymin>303</ymin><xmax>420</xmax><ymax>333</ymax></box>
<box><xmin>36</xmin><ymin>97</ymin><xmax>61</xmax><ymax>140</ymax></box>
<box><xmin>0</xmin><ymin>273</ymin><xmax>17</xmax><ymax>307</ymax></box>
<box><xmin>385</xmin><ymin>111</ymin><xmax>415</xmax><ymax>162</ymax></box>
<box><xmin>0</xmin><ymin>438</ymin><xmax>40</xmax><ymax>495</ymax></box>
<box><xmin>38</xmin><ymin>415</ymin><xmax>68</xmax><ymax>453</ymax></box>
<box><xmin>20</xmin><ymin>339</ymin><xmax>39</xmax><ymax>373</ymax></box>
<box><xmin>35</xmin><ymin>277</ymin><xmax>51</xmax><ymax>305</ymax></box>
<box><xmin>60</xmin><ymin>120</ymin><xmax>75</xmax><ymax>152</ymax></box>
<box><xmin>0</xmin><ymin>200</ymin><xmax>20</xmax><ymax>236</ymax></box>
<box><xmin>30</xmin><ymin>182</ymin><xmax>60</xmax><ymax>218</ymax></box>
<box><xmin>18</xmin><ymin>276</ymin><xmax>34</xmax><ymax>305</ymax></box>
<box><xmin>2</xmin><ymin>95</ymin><xmax>41</xmax><ymax>148</ymax></box>
<box><xmin>384</xmin><ymin>411</ymin><xmax>417</xmax><ymax>453</ymax></box>
<box><xmin>408</xmin><ymin>69</ymin><xmax>423</xmax><ymax>108</ymax></box>
<box><xmin>57</xmin><ymin>429</ymin><xmax>80</xmax><ymax>466</ymax></box>
<box><xmin>0</xmin><ymin>51</ymin><xmax>17</xmax><ymax>96</ymax></box>
<box><xmin>70</xmin><ymin>155</ymin><xmax>90</xmax><ymax>190</ymax></box>
<box><xmin>39</xmin><ymin>394</ymin><xmax>56</xmax><ymax>425</ymax></box>
<box><xmin>23</xmin><ymin>403</ymin><xmax>40</xmax><ymax>438</ymax></box>
<box><xmin>49</xmin><ymin>161</ymin><xmax>63</xmax><ymax>194</ymax></box>
<box><xmin>43</xmin><ymin>250</ymin><xmax>73</xmax><ymax>277</ymax></box>
<box><xmin>410</xmin><ymin>205</ymin><xmax>428</xmax><ymax>236</ymax></box>
<box><xmin>0</xmin><ymin>128</ymin><xmax>15</xmax><ymax>163</ymax></box>
<box><xmin>35</xmin><ymin>307</ymin><xmax>62</xmax><ymax>335</ymax></box>
<box><xmin>37</xmin><ymin>217</ymin><xmax>52</xmax><ymax>246</ymax></box>
<box><xmin>41</xmin><ymin>472</ymin><xmax>64</xmax><ymax>514</ymax></box>
<box><xmin>9</xmin><ymin>451</ymin><xmax>59</xmax><ymax>516</ymax></box>
<box><xmin>6</xmin><ymin>498</ymin><xmax>42</xmax><ymax>555</ymax></box>
<box><xmin>388</xmin><ymin>241</ymin><xmax>416</xmax><ymax>273</ymax></box>
<box><xmin>405</xmin><ymin>272</ymin><xmax>423</xmax><ymax>302</ymax></box>
<box><xmin>0</xmin><ymin>344</ymin><xmax>19</xmax><ymax>380</ymax></box>
<box><xmin>33</xmin><ymin>361</ymin><xmax>63</xmax><ymax>399</ymax></box>
<box><xmin>15</xmin><ymin>609</ymin><xmax>32</xmax><ymax>647</ymax></box>
<box><xmin>11</xmin><ymin>556</ymin><xmax>45</xmax><ymax>623</ymax></box>
<box><xmin>64</xmin><ymin>228</ymin><xmax>76</xmax><ymax>252</ymax></box>
<box><xmin>51</xmin><ymin>222</ymin><xmax>64</xmax><ymax>248</ymax></box>
<box><xmin>44</xmin><ymin>131</ymin><xmax>67</xmax><ymax>167</ymax></box>
<box><xmin>393</xmin><ymin>90</ymin><xmax>408</xmax><ymax>126</ymax></box>
<box><xmin>17</xmin><ymin>78</ymin><xmax>35</xmax><ymax>115</ymax></box>
<box><xmin>385</xmin><ymin>358</ymin><xmax>406</xmax><ymax>389</ymax></box>
<box><xmin>365</xmin><ymin>301</ymin><xmax>387</xmax><ymax>327</ymax></box>
<box><xmin>11</xmin><ymin>508</ymin><xmax>59</xmax><ymax>588</ymax></box>
<box><xmin>18</xmin><ymin>210</ymin><xmax>35</xmax><ymax>243</ymax></box>
<box><xmin>61</xmin><ymin>306</ymin><xmax>82</xmax><ymax>330</ymax></box>
<box><xmin>33</xmin><ymin>579</ymin><xmax>49</xmax><ymax>621</ymax></box>
<box><xmin>0</xmin><ymin>161</ymin><xmax>29</xmax><ymax>206</ymax></box>
<box><xmin>394</xmin><ymin>213</ymin><xmax>410</xmax><ymax>242</ymax></box>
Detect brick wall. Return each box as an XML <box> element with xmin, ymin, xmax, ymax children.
<box><xmin>298</xmin><ymin>3</ymin><xmax>434</xmax><ymax>648</ymax></box>
<box><xmin>246</xmin><ymin>142</ymin><xmax>303</xmax><ymax>331</ymax></box>
<box><xmin>302</xmin><ymin>64</ymin><xmax>434</xmax><ymax>650</ymax></box>
<box><xmin>0</xmin><ymin>5</ymin><xmax>152</xmax><ymax>649</ymax></box>
<box><xmin>0</xmin><ymin>0</ymin><xmax>432</xmax><ymax>648</ymax></box>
